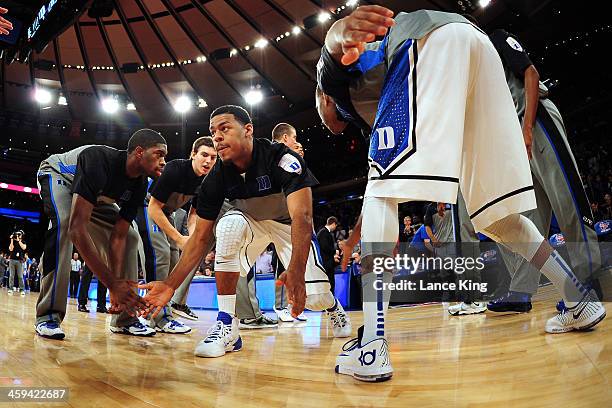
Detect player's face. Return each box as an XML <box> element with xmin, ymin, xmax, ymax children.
<box><xmin>210</xmin><ymin>113</ymin><xmax>253</xmax><ymax>163</ymax></box>
<box><xmin>283</xmin><ymin>129</ymin><xmax>299</xmax><ymax>151</ymax></box>
<box><xmin>140</xmin><ymin>144</ymin><xmax>167</xmax><ymax>177</ymax></box>
<box><xmin>191</xmin><ymin>145</ymin><xmax>217</xmax><ymax>176</ymax></box>
<box><xmin>316</xmin><ymin>89</ymin><xmax>348</xmax><ymax>135</ymax></box>
<box><xmin>294</xmin><ymin>142</ymin><xmax>304</xmax><ymax>157</ymax></box>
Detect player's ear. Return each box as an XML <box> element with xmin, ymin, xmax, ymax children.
<box><xmin>244</xmin><ymin>123</ymin><xmax>254</xmax><ymax>138</ymax></box>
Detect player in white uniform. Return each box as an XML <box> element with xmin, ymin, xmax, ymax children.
<box><xmin>318</xmin><ymin>6</ymin><xmax>606</xmax><ymax>381</ymax></box>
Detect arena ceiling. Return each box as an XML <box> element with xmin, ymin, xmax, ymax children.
<box><xmin>0</xmin><ymin>0</ymin><xmax>551</xmax><ymax>128</ymax></box>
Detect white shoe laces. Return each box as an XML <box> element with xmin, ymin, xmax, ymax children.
<box><xmin>205</xmin><ymin>321</ymin><xmax>231</xmax><ymax>342</ymax></box>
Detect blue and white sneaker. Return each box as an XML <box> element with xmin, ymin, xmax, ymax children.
<box><xmin>194</xmin><ymin>312</ymin><xmax>242</xmax><ymax>358</ymax></box>
<box><xmin>35</xmin><ymin>321</ymin><xmax>65</xmax><ymax>340</ymax></box>
<box><xmin>335</xmin><ymin>326</ymin><xmax>393</xmax><ymax>382</ymax></box>
<box><xmin>545</xmin><ymin>292</ymin><xmax>606</xmax><ymax>333</ymax></box>
<box><xmin>156</xmin><ymin>318</ymin><xmax>191</xmax><ymax>334</ymax></box>
<box><xmin>110</xmin><ymin>320</ymin><xmax>156</xmax><ymax>337</ymax></box>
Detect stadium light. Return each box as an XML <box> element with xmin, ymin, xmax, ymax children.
<box><xmin>101</xmin><ymin>97</ymin><xmax>119</xmax><ymax>114</ymax></box>
<box><xmin>35</xmin><ymin>88</ymin><xmax>52</xmax><ymax>104</ymax></box>
<box><xmin>174</xmin><ymin>96</ymin><xmax>192</xmax><ymax>113</ymax></box>
<box><xmin>244</xmin><ymin>90</ymin><xmax>263</xmax><ymax>105</ymax></box>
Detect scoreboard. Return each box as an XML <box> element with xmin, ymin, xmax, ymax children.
<box><xmin>26</xmin><ymin>0</ymin><xmax>91</xmax><ymax>53</ymax></box>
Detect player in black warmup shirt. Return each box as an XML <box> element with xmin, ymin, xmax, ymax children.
<box><xmin>136</xmin><ymin>136</ymin><xmax>217</xmax><ymax>332</ymax></box>
<box><xmin>35</xmin><ymin>129</ymin><xmax>167</xmax><ymax>340</ymax></box>
<box><xmin>140</xmin><ymin>105</ymin><xmax>351</xmax><ymax>358</ymax></box>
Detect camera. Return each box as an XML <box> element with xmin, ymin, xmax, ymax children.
<box><xmin>10</xmin><ymin>230</ymin><xmax>23</xmax><ymax>240</ymax></box>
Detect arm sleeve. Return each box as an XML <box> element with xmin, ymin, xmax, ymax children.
<box><xmin>489</xmin><ymin>29</ymin><xmax>533</xmax><ymax>78</ymax></box>
<box><xmin>118</xmin><ymin>179</ymin><xmax>147</xmax><ymax>222</ymax></box>
<box><xmin>317</xmin><ymin>41</ymin><xmax>384</xmax><ymax>100</ymax></box>
<box><xmin>272</xmin><ymin>149</ymin><xmax>319</xmax><ymax>196</ymax></box>
<box><xmin>150</xmin><ymin>161</ymin><xmax>179</xmax><ymax>204</ymax></box>
<box><xmin>195</xmin><ymin>169</ymin><xmax>225</xmax><ymax>221</ymax></box>
<box><xmin>71</xmin><ymin>148</ymin><xmax>108</xmax><ymax>205</ymax></box>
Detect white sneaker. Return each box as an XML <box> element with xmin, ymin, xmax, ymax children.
<box><xmin>110</xmin><ymin>321</ymin><xmax>156</xmax><ymax>337</ymax></box>
<box><xmin>545</xmin><ymin>293</ymin><xmax>606</xmax><ymax>333</ymax></box>
<box><xmin>194</xmin><ymin>312</ymin><xmax>242</xmax><ymax>358</ymax></box>
<box><xmin>35</xmin><ymin>321</ymin><xmax>65</xmax><ymax>340</ymax></box>
<box><xmin>335</xmin><ymin>326</ymin><xmax>393</xmax><ymax>382</ymax></box>
<box><xmin>448</xmin><ymin>302</ymin><xmax>487</xmax><ymax>316</ymax></box>
<box><xmin>287</xmin><ymin>304</ymin><xmax>308</xmax><ymax>321</ymax></box>
<box><xmin>327</xmin><ymin>301</ymin><xmax>352</xmax><ymax>338</ymax></box>
<box><xmin>21</xmin><ymin>291</ymin><xmax>26</xmax><ymax>297</ymax></box>
<box><xmin>275</xmin><ymin>307</ymin><xmax>294</xmax><ymax>322</ymax></box>
<box><xmin>156</xmin><ymin>318</ymin><xmax>192</xmax><ymax>334</ymax></box>
<box><xmin>7</xmin><ymin>289</ymin><xmax>12</xmax><ymax>295</ymax></box>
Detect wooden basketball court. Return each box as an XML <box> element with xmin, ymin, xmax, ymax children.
<box><xmin>0</xmin><ymin>286</ymin><xmax>609</xmax><ymax>407</ymax></box>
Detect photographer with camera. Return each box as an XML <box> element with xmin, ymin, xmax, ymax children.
<box><xmin>8</xmin><ymin>231</ymin><xmax>27</xmax><ymax>296</ymax></box>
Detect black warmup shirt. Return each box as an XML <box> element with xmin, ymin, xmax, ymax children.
<box><xmin>150</xmin><ymin>159</ymin><xmax>203</xmax><ymax>213</ymax></box>
<box><xmin>489</xmin><ymin>29</ymin><xmax>533</xmax><ymax>78</ymax></box>
<box><xmin>71</xmin><ymin>146</ymin><xmax>148</xmax><ymax>222</ymax></box>
<box><xmin>195</xmin><ymin>138</ymin><xmax>318</xmax><ymax>224</ymax></box>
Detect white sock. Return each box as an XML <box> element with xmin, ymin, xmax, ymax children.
<box><xmin>361</xmin><ymin>272</ymin><xmax>392</xmax><ymax>343</ymax></box>
<box><xmin>539</xmin><ymin>253</ymin><xmax>588</xmax><ymax>308</ymax></box>
<box><xmin>217</xmin><ymin>294</ymin><xmax>236</xmax><ymax>316</ymax></box>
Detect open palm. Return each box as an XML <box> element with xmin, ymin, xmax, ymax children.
<box><xmin>138</xmin><ymin>281</ymin><xmax>175</xmax><ymax>318</ymax></box>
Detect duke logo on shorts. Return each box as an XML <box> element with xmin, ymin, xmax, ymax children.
<box><xmin>368</xmin><ymin>39</ymin><xmax>417</xmax><ymax>175</ymax></box>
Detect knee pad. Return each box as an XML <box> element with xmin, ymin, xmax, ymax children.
<box><xmin>305</xmin><ymin>291</ymin><xmax>335</xmax><ymax>311</ymax></box>
<box><xmin>214</xmin><ymin>213</ymin><xmax>249</xmax><ymax>273</ymax></box>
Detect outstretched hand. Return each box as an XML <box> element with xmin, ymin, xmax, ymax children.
<box><xmin>0</xmin><ymin>7</ymin><xmax>13</xmax><ymax>36</ymax></box>
<box><xmin>276</xmin><ymin>271</ymin><xmax>306</xmax><ymax>318</ymax></box>
<box><xmin>137</xmin><ymin>281</ymin><xmax>175</xmax><ymax>318</ymax></box>
<box><xmin>327</xmin><ymin>5</ymin><xmax>395</xmax><ymax>65</ymax></box>
<box><xmin>107</xmin><ymin>280</ymin><xmax>146</xmax><ymax>316</ymax></box>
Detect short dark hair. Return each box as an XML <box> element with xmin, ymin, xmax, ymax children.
<box><xmin>127</xmin><ymin>129</ymin><xmax>167</xmax><ymax>153</ymax></box>
<box><xmin>210</xmin><ymin>105</ymin><xmax>252</xmax><ymax>126</ymax></box>
<box><xmin>271</xmin><ymin>123</ymin><xmax>295</xmax><ymax>142</ymax></box>
<box><xmin>192</xmin><ymin>136</ymin><xmax>214</xmax><ymax>153</ymax></box>
<box><xmin>326</xmin><ymin>216</ymin><xmax>338</xmax><ymax>226</ymax></box>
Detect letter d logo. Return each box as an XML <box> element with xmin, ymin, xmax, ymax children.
<box><xmin>376</xmin><ymin>127</ymin><xmax>395</xmax><ymax>150</ymax></box>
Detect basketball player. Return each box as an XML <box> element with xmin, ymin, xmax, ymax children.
<box><xmin>319</xmin><ymin>6</ymin><xmax>606</xmax><ymax>381</ymax></box>
<box><xmin>482</xmin><ymin>28</ymin><xmax>605</xmax><ymax>313</ymax></box>
<box><xmin>35</xmin><ymin>129</ymin><xmax>167</xmax><ymax>339</ymax></box>
<box><xmin>136</xmin><ymin>136</ymin><xmax>217</xmax><ymax>333</ymax></box>
<box><xmin>139</xmin><ymin>105</ymin><xmax>351</xmax><ymax>358</ymax></box>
